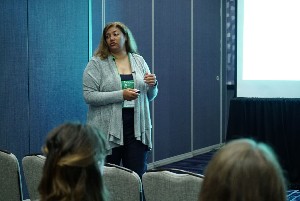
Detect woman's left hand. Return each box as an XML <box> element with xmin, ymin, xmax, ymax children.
<box><xmin>144</xmin><ymin>73</ymin><xmax>157</xmax><ymax>87</ymax></box>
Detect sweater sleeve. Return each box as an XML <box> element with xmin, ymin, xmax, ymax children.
<box><xmin>142</xmin><ymin>57</ymin><xmax>158</xmax><ymax>102</ymax></box>
<box><xmin>83</xmin><ymin>59</ymin><xmax>124</xmax><ymax>106</ymax></box>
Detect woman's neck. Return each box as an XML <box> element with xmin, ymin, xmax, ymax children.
<box><xmin>111</xmin><ymin>51</ymin><xmax>128</xmax><ymax>60</ymax></box>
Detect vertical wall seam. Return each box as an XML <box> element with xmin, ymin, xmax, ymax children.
<box><xmin>88</xmin><ymin>0</ymin><xmax>92</xmax><ymax>59</ymax></box>
<box><xmin>102</xmin><ymin>0</ymin><xmax>105</xmax><ymax>28</ymax></box>
<box><xmin>151</xmin><ymin>0</ymin><xmax>155</xmax><ymax>164</ymax></box>
<box><xmin>27</xmin><ymin>0</ymin><xmax>31</xmax><ymax>153</ymax></box>
<box><xmin>191</xmin><ymin>0</ymin><xmax>194</xmax><ymax>152</ymax></box>
<box><xmin>219</xmin><ymin>0</ymin><xmax>223</xmax><ymax>144</ymax></box>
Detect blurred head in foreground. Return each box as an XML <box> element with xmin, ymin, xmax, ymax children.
<box><xmin>39</xmin><ymin>123</ymin><xmax>108</xmax><ymax>201</ymax></box>
<box><xmin>199</xmin><ymin>138</ymin><xmax>287</xmax><ymax>201</ymax></box>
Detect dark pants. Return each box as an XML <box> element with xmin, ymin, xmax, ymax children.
<box><xmin>106</xmin><ymin>139</ymin><xmax>149</xmax><ymax>178</ymax></box>
<box><xmin>106</xmin><ymin>109</ymin><xmax>148</xmax><ymax>200</ymax></box>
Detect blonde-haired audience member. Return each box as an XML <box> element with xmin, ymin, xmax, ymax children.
<box><xmin>38</xmin><ymin>123</ymin><xmax>108</xmax><ymax>201</ymax></box>
<box><xmin>199</xmin><ymin>138</ymin><xmax>287</xmax><ymax>201</ymax></box>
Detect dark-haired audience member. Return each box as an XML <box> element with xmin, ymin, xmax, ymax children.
<box><xmin>38</xmin><ymin>123</ymin><xmax>108</xmax><ymax>201</ymax></box>
<box><xmin>199</xmin><ymin>138</ymin><xmax>287</xmax><ymax>201</ymax></box>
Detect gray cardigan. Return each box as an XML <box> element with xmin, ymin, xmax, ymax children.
<box><xmin>83</xmin><ymin>53</ymin><xmax>158</xmax><ymax>153</ymax></box>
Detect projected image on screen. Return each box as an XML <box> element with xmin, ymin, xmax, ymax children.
<box><xmin>237</xmin><ymin>0</ymin><xmax>300</xmax><ymax>98</ymax></box>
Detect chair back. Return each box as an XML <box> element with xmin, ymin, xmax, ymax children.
<box><xmin>0</xmin><ymin>149</ymin><xmax>23</xmax><ymax>201</ymax></box>
<box><xmin>103</xmin><ymin>163</ymin><xmax>142</xmax><ymax>201</ymax></box>
<box><xmin>22</xmin><ymin>154</ymin><xmax>45</xmax><ymax>201</ymax></box>
<box><xmin>142</xmin><ymin>168</ymin><xmax>204</xmax><ymax>201</ymax></box>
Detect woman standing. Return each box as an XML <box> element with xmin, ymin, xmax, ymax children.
<box><xmin>83</xmin><ymin>22</ymin><xmax>158</xmax><ymax>178</ymax></box>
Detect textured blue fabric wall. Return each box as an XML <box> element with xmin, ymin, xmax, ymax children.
<box><xmin>28</xmin><ymin>0</ymin><xmax>89</xmax><ymax>153</ymax></box>
<box><xmin>1</xmin><ymin>0</ymin><xmax>30</xmax><ymax>198</ymax></box>
<box><xmin>153</xmin><ymin>0</ymin><xmax>192</xmax><ymax>160</ymax></box>
<box><xmin>104</xmin><ymin>0</ymin><xmax>152</xmax><ymax>67</ymax></box>
<box><xmin>92</xmin><ymin>0</ymin><xmax>102</xmax><ymax>55</ymax></box>
<box><xmin>0</xmin><ymin>0</ymin><xmax>30</xmax><ymax>161</ymax></box>
<box><xmin>1</xmin><ymin>0</ymin><xmax>225</xmax><ymax>175</ymax></box>
<box><xmin>0</xmin><ymin>0</ymin><xmax>89</xmax><ymax>166</ymax></box>
<box><xmin>193</xmin><ymin>0</ymin><xmax>222</xmax><ymax>149</ymax></box>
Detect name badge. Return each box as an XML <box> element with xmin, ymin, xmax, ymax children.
<box><xmin>123</xmin><ymin>100</ymin><xmax>135</xmax><ymax>108</ymax></box>
<box><xmin>121</xmin><ymin>79</ymin><xmax>135</xmax><ymax>108</ymax></box>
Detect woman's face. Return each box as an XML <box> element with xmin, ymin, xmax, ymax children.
<box><xmin>105</xmin><ymin>26</ymin><xmax>127</xmax><ymax>53</ymax></box>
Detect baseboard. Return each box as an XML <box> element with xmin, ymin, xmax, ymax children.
<box><xmin>147</xmin><ymin>143</ymin><xmax>223</xmax><ymax>170</ymax></box>
<box><xmin>191</xmin><ymin>143</ymin><xmax>223</xmax><ymax>156</ymax></box>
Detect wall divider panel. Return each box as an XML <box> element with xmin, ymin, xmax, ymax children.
<box><xmin>0</xmin><ymin>0</ymin><xmax>30</xmax><ymax>198</ymax></box>
<box><xmin>28</xmin><ymin>0</ymin><xmax>89</xmax><ymax>153</ymax></box>
<box><xmin>0</xmin><ymin>0</ymin><xmax>30</xmax><ymax>162</ymax></box>
<box><xmin>153</xmin><ymin>0</ymin><xmax>192</xmax><ymax>161</ymax></box>
<box><xmin>193</xmin><ymin>0</ymin><xmax>222</xmax><ymax>150</ymax></box>
<box><xmin>104</xmin><ymin>0</ymin><xmax>152</xmax><ymax>66</ymax></box>
<box><xmin>91</xmin><ymin>0</ymin><xmax>102</xmax><ymax>56</ymax></box>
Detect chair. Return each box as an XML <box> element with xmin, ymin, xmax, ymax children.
<box><xmin>142</xmin><ymin>168</ymin><xmax>204</xmax><ymax>201</ymax></box>
<box><xmin>0</xmin><ymin>149</ymin><xmax>23</xmax><ymax>201</ymax></box>
<box><xmin>22</xmin><ymin>154</ymin><xmax>45</xmax><ymax>201</ymax></box>
<box><xmin>103</xmin><ymin>163</ymin><xmax>142</xmax><ymax>201</ymax></box>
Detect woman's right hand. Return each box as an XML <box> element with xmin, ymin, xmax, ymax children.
<box><xmin>123</xmin><ymin>89</ymin><xmax>140</xmax><ymax>101</ymax></box>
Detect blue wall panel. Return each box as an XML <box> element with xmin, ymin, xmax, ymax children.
<box><xmin>0</xmin><ymin>0</ymin><xmax>30</xmax><ymax>198</ymax></box>
<box><xmin>0</xmin><ymin>1</ymin><xmax>224</xmax><ymax>183</ymax></box>
<box><xmin>0</xmin><ymin>0</ymin><xmax>29</xmax><ymax>160</ymax></box>
<box><xmin>92</xmin><ymin>0</ymin><xmax>102</xmax><ymax>54</ymax></box>
<box><xmin>28</xmin><ymin>0</ymin><xmax>89</xmax><ymax>153</ymax></box>
<box><xmin>105</xmin><ymin>0</ymin><xmax>152</xmax><ymax>66</ymax></box>
<box><xmin>193</xmin><ymin>0</ymin><xmax>221</xmax><ymax>149</ymax></box>
<box><xmin>154</xmin><ymin>0</ymin><xmax>192</xmax><ymax>160</ymax></box>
